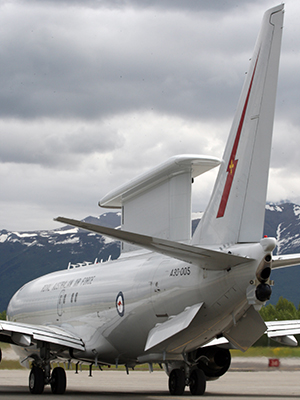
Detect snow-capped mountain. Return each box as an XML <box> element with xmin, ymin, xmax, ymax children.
<box><xmin>263</xmin><ymin>203</ymin><xmax>300</xmax><ymax>307</ymax></box>
<box><xmin>0</xmin><ymin>213</ymin><xmax>121</xmax><ymax>312</ymax></box>
<box><xmin>1</xmin><ymin>204</ymin><xmax>300</xmax><ymax>311</ymax></box>
<box><xmin>264</xmin><ymin>203</ymin><xmax>300</xmax><ymax>255</ymax></box>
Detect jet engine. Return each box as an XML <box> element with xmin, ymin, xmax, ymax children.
<box><xmin>190</xmin><ymin>347</ymin><xmax>231</xmax><ymax>380</ymax></box>
<box><xmin>256</xmin><ymin>254</ymin><xmax>272</xmax><ymax>283</ymax></box>
<box><xmin>255</xmin><ymin>254</ymin><xmax>272</xmax><ymax>302</ymax></box>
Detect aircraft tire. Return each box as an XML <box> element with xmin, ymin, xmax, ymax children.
<box><xmin>189</xmin><ymin>368</ymin><xmax>206</xmax><ymax>396</ymax></box>
<box><xmin>51</xmin><ymin>367</ymin><xmax>66</xmax><ymax>394</ymax></box>
<box><xmin>168</xmin><ymin>368</ymin><xmax>185</xmax><ymax>395</ymax></box>
<box><xmin>29</xmin><ymin>366</ymin><xmax>45</xmax><ymax>394</ymax></box>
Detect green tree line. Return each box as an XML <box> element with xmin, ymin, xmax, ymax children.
<box><xmin>259</xmin><ymin>296</ymin><xmax>300</xmax><ymax>321</ymax></box>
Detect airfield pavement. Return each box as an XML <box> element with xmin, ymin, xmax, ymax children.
<box><xmin>1</xmin><ymin>369</ymin><xmax>300</xmax><ymax>399</ymax></box>
<box><xmin>2</xmin><ymin>346</ymin><xmax>300</xmax><ymax>399</ymax></box>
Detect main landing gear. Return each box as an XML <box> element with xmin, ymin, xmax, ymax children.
<box><xmin>168</xmin><ymin>367</ymin><xmax>206</xmax><ymax>396</ymax></box>
<box><xmin>167</xmin><ymin>347</ymin><xmax>231</xmax><ymax>395</ymax></box>
<box><xmin>29</xmin><ymin>365</ymin><xmax>66</xmax><ymax>394</ymax></box>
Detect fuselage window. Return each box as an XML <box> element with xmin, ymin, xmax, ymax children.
<box><xmin>63</xmin><ymin>294</ymin><xmax>67</xmax><ymax>304</ymax></box>
<box><xmin>74</xmin><ymin>292</ymin><xmax>78</xmax><ymax>303</ymax></box>
<box><xmin>71</xmin><ymin>293</ymin><xmax>74</xmax><ymax>303</ymax></box>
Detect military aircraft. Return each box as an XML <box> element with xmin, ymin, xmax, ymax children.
<box><xmin>1</xmin><ymin>4</ymin><xmax>300</xmax><ymax>396</ymax></box>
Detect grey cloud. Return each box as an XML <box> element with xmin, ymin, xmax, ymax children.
<box><xmin>0</xmin><ymin>2</ymin><xmax>274</xmax><ymax>123</ymax></box>
<box><xmin>25</xmin><ymin>0</ymin><xmax>262</xmax><ymax>12</ymax></box>
<box><xmin>0</xmin><ymin>120</ymin><xmax>123</xmax><ymax>167</ymax></box>
<box><xmin>1</xmin><ymin>0</ymin><xmax>300</xmax><ymax>232</ymax></box>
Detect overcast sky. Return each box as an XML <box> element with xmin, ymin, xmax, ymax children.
<box><xmin>1</xmin><ymin>0</ymin><xmax>300</xmax><ymax>231</ymax></box>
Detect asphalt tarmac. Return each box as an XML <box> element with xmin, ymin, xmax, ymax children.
<box><xmin>1</xmin><ymin>369</ymin><xmax>300</xmax><ymax>399</ymax></box>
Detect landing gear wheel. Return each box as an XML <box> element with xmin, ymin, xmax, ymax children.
<box><xmin>189</xmin><ymin>368</ymin><xmax>206</xmax><ymax>396</ymax></box>
<box><xmin>168</xmin><ymin>368</ymin><xmax>185</xmax><ymax>395</ymax></box>
<box><xmin>51</xmin><ymin>367</ymin><xmax>66</xmax><ymax>394</ymax></box>
<box><xmin>29</xmin><ymin>366</ymin><xmax>45</xmax><ymax>394</ymax></box>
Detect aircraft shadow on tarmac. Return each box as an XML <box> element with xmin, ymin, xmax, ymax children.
<box><xmin>1</xmin><ymin>387</ymin><xmax>300</xmax><ymax>399</ymax></box>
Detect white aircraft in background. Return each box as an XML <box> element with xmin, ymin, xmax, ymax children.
<box><xmin>1</xmin><ymin>4</ymin><xmax>300</xmax><ymax>396</ymax></box>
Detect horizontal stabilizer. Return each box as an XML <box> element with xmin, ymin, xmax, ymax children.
<box><xmin>272</xmin><ymin>254</ymin><xmax>300</xmax><ymax>269</ymax></box>
<box><xmin>144</xmin><ymin>303</ymin><xmax>203</xmax><ymax>351</ymax></box>
<box><xmin>55</xmin><ymin>217</ymin><xmax>253</xmax><ymax>270</ymax></box>
<box><xmin>0</xmin><ymin>320</ymin><xmax>85</xmax><ymax>351</ymax></box>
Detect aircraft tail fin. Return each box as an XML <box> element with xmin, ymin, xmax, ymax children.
<box><xmin>193</xmin><ymin>5</ymin><xmax>284</xmax><ymax>246</ymax></box>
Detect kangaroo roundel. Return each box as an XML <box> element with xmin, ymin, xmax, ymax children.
<box><xmin>116</xmin><ymin>291</ymin><xmax>125</xmax><ymax>317</ymax></box>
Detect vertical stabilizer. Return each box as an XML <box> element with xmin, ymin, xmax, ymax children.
<box><xmin>193</xmin><ymin>5</ymin><xmax>284</xmax><ymax>246</ymax></box>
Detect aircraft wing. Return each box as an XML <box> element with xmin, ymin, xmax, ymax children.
<box><xmin>272</xmin><ymin>254</ymin><xmax>300</xmax><ymax>269</ymax></box>
<box><xmin>54</xmin><ymin>217</ymin><xmax>253</xmax><ymax>270</ymax></box>
<box><xmin>144</xmin><ymin>303</ymin><xmax>204</xmax><ymax>351</ymax></box>
<box><xmin>0</xmin><ymin>320</ymin><xmax>85</xmax><ymax>351</ymax></box>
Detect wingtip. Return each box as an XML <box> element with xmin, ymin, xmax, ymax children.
<box><xmin>54</xmin><ymin>216</ymin><xmax>64</xmax><ymax>223</ymax></box>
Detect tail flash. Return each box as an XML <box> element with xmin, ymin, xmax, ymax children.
<box><xmin>193</xmin><ymin>5</ymin><xmax>284</xmax><ymax>246</ymax></box>
<box><xmin>216</xmin><ymin>54</ymin><xmax>260</xmax><ymax>220</ymax></box>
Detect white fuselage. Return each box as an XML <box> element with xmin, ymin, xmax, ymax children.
<box><xmin>7</xmin><ymin>244</ymin><xmax>263</xmax><ymax>366</ymax></box>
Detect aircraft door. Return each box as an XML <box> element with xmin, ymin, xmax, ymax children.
<box><xmin>151</xmin><ymin>260</ymin><xmax>170</xmax><ymax>318</ymax></box>
<box><xmin>57</xmin><ymin>289</ymin><xmax>66</xmax><ymax>318</ymax></box>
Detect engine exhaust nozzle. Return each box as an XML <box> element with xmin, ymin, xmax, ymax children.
<box><xmin>255</xmin><ymin>283</ymin><xmax>272</xmax><ymax>302</ymax></box>
<box><xmin>256</xmin><ymin>254</ymin><xmax>272</xmax><ymax>283</ymax></box>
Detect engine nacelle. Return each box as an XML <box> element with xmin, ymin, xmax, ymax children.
<box><xmin>192</xmin><ymin>347</ymin><xmax>231</xmax><ymax>380</ymax></box>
